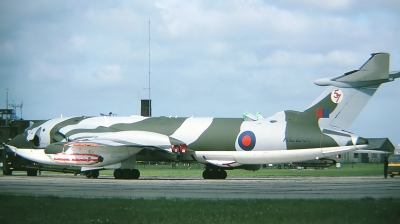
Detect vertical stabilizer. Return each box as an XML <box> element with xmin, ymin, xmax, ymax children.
<box><xmin>307</xmin><ymin>53</ymin><xmax>396</xmax><ymax>130</ymax></box>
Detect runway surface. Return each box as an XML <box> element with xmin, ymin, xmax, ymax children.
<box><xmin>1</xmin><ymin>174</ymin><xmax>399</xmax><ymax>199</ymax></box>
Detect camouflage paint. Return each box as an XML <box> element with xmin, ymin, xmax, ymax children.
<box><xmin>111</xmin><ymin>117</ymin><xmax>186</xmax><ymax>135</ymax></box>
<box><xmin>50</xmin><ymin>117</ymin><xmax>86</xmax><ymax>142</ymax></box>
<box><xmin>188</xmin><ymin>118</ymin><xmax>243</xmax><ymax>151</ymax></box>
<box><xmin>284</xmin><ymin>94</ymin><xmax>338</xmax><ymax>149</ymax></box>
<box><xmin>6</xmin><ymin>53</ymin><xmax>397</xmax><ymax>177</ymax></box>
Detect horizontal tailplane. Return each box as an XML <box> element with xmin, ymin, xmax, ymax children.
<box><xmin>307</xmin><ymin>53</ymin><xmax>398</xmax><ymax>130</ymax></box>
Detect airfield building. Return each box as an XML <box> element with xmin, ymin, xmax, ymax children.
<box><xmin>328</xmin><ymin>138</ymin><xmax>394</xmax><ymax>163</ymax></box>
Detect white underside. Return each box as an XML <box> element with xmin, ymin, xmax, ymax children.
<box><xmin>7</xmin><ymin>144</ymin><xmax>368</xmax><ymax>169</ymax></box>
<box><xmin>6</xmin><ymin>145</ymin><xmax>142</xmax><ymax>167</ymax></box>
<box><xmin>6</xmin><ymin>146</ymin><xmax>53</xmax><ymax>164</ymax></box>
<box><xmin>194</xmin><ymin>145</ymin><xmax>368</xmax><ymax>167</ymax></box>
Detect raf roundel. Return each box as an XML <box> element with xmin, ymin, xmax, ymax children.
<box><xmin>238</xmin><ymin>131</ymin><xmax>256</xmax><ymax>151</ymax></box>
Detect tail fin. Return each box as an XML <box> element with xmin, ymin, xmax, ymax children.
<box><xmin>306</xmin><ymin>53</ymin><xmax>399</xmax><ymax>130</ymax></box>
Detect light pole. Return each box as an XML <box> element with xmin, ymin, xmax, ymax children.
<box><xmin>9</xmin><ymin>101</ymin><xmax>23</xmax><ymax>119</ymax></box>
<box><xmin>6</xmin><ymin>88</ymin><xmax>8</xmax><ymax>109</ymax></box>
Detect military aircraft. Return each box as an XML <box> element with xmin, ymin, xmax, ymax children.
<box><xmin>6</xmin><ymin>52</ymin><xmax>400</xmax><ymax>179</ymax></box>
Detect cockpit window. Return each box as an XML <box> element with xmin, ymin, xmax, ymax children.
<box><xmin>24</xmin><ymin>120</ymin><xmax>45</xmax><ymax>136</ymax></box>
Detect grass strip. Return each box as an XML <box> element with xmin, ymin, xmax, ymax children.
<box><xmin>12</xmin><ymin>163</ymin><xmax>386</xmax><ymax>178</ymax></box>
<box><xmin>0</xmin><ymin>195</ymin><xmax>398</xmax><ymax>224</ymax></box>
<box><xmin>107</xmin><ymin>163</ymin><xmax>386</xmax><ymax>178</ymax></box>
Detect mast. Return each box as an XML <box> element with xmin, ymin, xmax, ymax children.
<box><xmin>148</xmin><ymin>19</ymin><xmax>151</xmax><ymax>116</ymax></box>
<box><xmin>6</xmin><ymin>88</ymin><xmax>8</xmax><ymax>109</ymax></box>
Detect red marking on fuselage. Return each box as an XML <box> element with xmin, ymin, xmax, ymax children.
<box><xmin>53</xmin><ymin>153</ymin><xmax>100</xmax><ymax>164</ymax></box>
<box><xmin>54</xmin><ymin>158</ymin><xmax>70</xmax><ymax>161</ymax></box>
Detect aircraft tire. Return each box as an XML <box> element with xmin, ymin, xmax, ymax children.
<box><xmin>114</xmin><ymin>169</ymin><xmax>122</xmax><ymax>179</ymax></box>
<box><xmin>3</xmin><ymin>162</ymin><xmax>12</xmax><ymax>175</ymax></box>
<box><xmin>91</xmin><ymin>170</ymin><xmax>99</xmax><ymax>179</ymax></box>
<box><xmin>27</xmin><ymin>169</ymin><xmax>38</xmax><ymax>176</ymax></box>
<box><xmin>217</xmin><ymin>170</ymin><xmax>227</xmax><ymax>179</ymax></box>
<box><xmin>85</xmin><ymin>171</ymin><xmax>92</xmax><ymax>179</ymax></box>
<box><xmin>210</xmin><ymin>170</ymin><xmax>218</xmax><ymax>179</ymax></box>
<box><xmin>3</xmin><ymin>168</ymin><xmax>12</xmax><ymax>176</ymax></box>
<box><xmin>202</xmin><ymin>170</ymin><xmax>211</xmax><ymax>179</ymax></box>
<box><xmin>122</xmin><ymin>169</ymin><xmax>131</xmax><ymax>179</ymax></box>
<box><xmin>127</xmin><ymin>169</ymin><xmax>135</xmax><ymax>179</ymax></box>
<box><xmin>203</xmin><ymin>169</ymin><xmax>227</xmax><ymax>179</ymax></box>
<box><xmin>130</xmin><ymin>169</ymin><xmax>140</xmax><ymax>179</ymax></box>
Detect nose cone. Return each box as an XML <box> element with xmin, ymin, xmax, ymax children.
<box><xmin>6</xmin><ymin>133</ymin><xmax>34</xmax><ymax>148</ymax></box>
<box><xmin>4</xmin><ymin>144</ymin><xmax>17</xmax><ymax>154</ymax></box>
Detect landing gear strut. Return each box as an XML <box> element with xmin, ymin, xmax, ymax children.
<box><xmin>202</xmin><ymin>169</ymin><xmax>227</xmax><ymax>179</ymax></box>
<box><xmin>113</xmin><ymin>169</ymin><xmax>140</xmax><ymax>179</ymax></box>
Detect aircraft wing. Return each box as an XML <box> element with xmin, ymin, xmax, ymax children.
<box><xmin>65</xmin><ymin>130</ymin><xmax>183</xmax><ymax>151</ymax></box>
<box><xmin>195</xmin><ymin>144</ymin><xmax>368</xmax><ymax>168</ymax></box>
<box><xmin>38</xmin><ymin>130</ymin><xmax>188</xmax><ymax>167</ymax></box>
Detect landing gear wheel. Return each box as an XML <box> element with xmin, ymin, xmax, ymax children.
<box><xmin>3</xmin><ymin>167</ymin><xmax>12</xmax><ymax>176</ymax></box>
<box><xmin>390</xmin><ymin>174</ymin><xmax>394</xmax><ymax>178</ymax></box>
<box><xmin>91</xmin><ymin>170</ymin><xmax>100</xmax><ymax>179</ymax></box>
<box><xmin>85</xmin><ymin>172</ymin><xmax>92</xmax><ymax>179</ymax></box>
<box><xmin>114</xmin><ymin>169</ymin><xmax>140</xmax><ymax>180</ymax></box>
<box><xmin>27</xmin><ymin>169</ymin><xmax>38</xmax><ymax>176</ymax></box>
<box><xmin>202</xmin><ymin>169</ymin><xmax>227</xmax><ymax>179</ymax></box>
<box><xmin>202</xmin><ymin>170</ymin><xmax>211</xmax><ymax>179</ymax></box>
<box><xmin>130</xmin><ymin>169</ymin><xmax>140</xmax><ymax>179</ymax></box>
<box><xmin>114</xmin><ymin>169</ymin><xmax>122</xmax><ymax>179</ymax></box>
<box><xmin>217</xmin><ymin>170</ymin><xmax>227</xmax><ymax>179</ymax></box>
<box><xmin>3</xmin><ymin>164</ymin><xmax>12</xmax><ymax>176</ymax></box>
<box><xmin>122</xmin><ymin>169</ymin><xmax>131</xmax><ymax>179</ymax></box>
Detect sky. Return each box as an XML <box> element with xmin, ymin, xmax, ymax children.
<box><xmin>1</xmin><ymin>0</ymin><xmax>400</xmax><ymax>146</ymax></box>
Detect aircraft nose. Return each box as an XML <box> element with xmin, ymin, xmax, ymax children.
<box><xmin>6</xmin><ymin>133</ymin><xmax>34</xmax><ymax>148</ymax></box>
<box><xmin>4</xmin><ymin>144</ymin><xmax>17</xmax><ymax>153</ymax></box>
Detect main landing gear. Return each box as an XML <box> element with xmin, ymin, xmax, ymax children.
<box><xmin>84</xmin><ymin>170</ymin><xmax>100</xmax><ymax>179</ymax></box>
<box><xmin>27</xmin><ymin>169</ymin><xmax>38</xmax><ymax>176</ymax></box>
<box><xmin>202</xmin><ymin>169</ymin><xmax>227</xmax><ymax>179</ymax></box>
<box><xmin>113</xmin><ymin>169</ymin><xmax>140</xmax><ymax>180</ymax></box>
